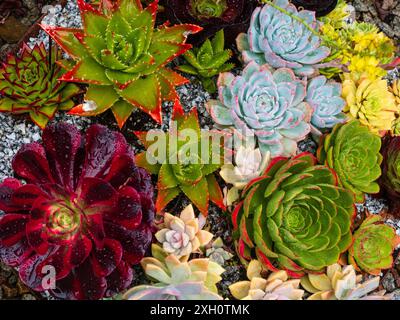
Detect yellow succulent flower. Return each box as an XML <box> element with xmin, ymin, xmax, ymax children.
<box><xmin>342</xmin><ymin>74</ymin><xmax>397</xmax><ymax>136</ymax></box>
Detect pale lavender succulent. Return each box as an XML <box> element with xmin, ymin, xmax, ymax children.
<box><xmin>236</xmin><ymin>0</ymin><xmax>330</xmax><ymax>76</ymax></box>
<box><xmin>207</xmin><ymin>61</ymin><xmax>312</xmax><ymax>157</ymax></box>
<box><xmin>306</xmin><ymin>76</ymin><xmax>347</xmax><ymax>129</ymax></box>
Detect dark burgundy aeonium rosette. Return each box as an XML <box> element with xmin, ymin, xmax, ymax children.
<box><xmin>0</xmin><ymin>123</ymin><xmax>155</xmax><ymax>299</ymax></box>
<box><xmin>162</xmin><ymin>0</ymin><xmax>257</xmax><ymax>45</ymax></box>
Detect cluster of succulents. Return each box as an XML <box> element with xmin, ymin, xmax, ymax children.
<box><xmin>300</xmin><ymin>264</ymin><xmax>393</xmax><ymax>300</ymax></box>
<box><xmin>123</xmin><ymin>245</ymin><xmax>224</xmax><ymax>300</ymax></box>
<box><xmin>0</xmin><ymin>0</ymin><xmax>399</xmax><ymax>301</ymax></box>
<box><xmin>42</xmin><ymin>0</ymin><xmax>201</xmax><ymax>128</ymax></box>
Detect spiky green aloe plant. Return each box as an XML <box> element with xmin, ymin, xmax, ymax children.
<box><xmin>41</xmin><ymin>0</ymin><xmax>202</xmax><ymax>128</ymax></box>
<box><xmin>176</xmin><ymin>30</ymin><xmax>234</xmax><ymax>93</ymax></box>
<box><xmin>348</xmin><ymin>215</ymin><xmax>400</xmax><ymax>275</ymax></box>
<box><xmin>0</xmin><ymin>44</ymin><xmax>81</xmax><ymax>128</ymax></box>
<box><xmin>232</xmin><ymin>152</ymin><xmax>355</xmax><ymax>277</ymax></box>
<box><xmin>317</xmin><ymin>120</ymin><xmax>382</xmax><ymax>203</ymax></box>
<box><xmin>134</xmin><ymin>100</ymin><xmax>226</xmax><ymax>215</ymax></box>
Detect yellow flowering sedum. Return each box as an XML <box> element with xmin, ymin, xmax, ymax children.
<box><xmin>342</xmin><ymin>74</ymin><xmax>397</xmax><ymax>136</ymax></box>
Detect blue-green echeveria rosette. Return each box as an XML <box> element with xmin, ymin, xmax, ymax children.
<box><xmin>207</xmin><ymin>61</ymin><xmax>312</xmax><ymax>157</ymax></box>
<box><xmin>306</xmin><ymin>76</ymin><xmax>347</xmax><ymax>129</ymax></box>
<box><xmin>236</xmin><ymin>0</ymin><xmax>330</xmax><ymax>76</ymax></box>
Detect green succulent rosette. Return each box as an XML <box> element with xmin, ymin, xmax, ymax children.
<box><xmin>317</xmin><ymin>120</ymin><xmax>382</xmax><ymax>203</ymax></box>
<box><xmin>176</xmin><ymin>30</ymin><xmax>234</xmax><ymax>93</ymax></box>
<box><xmin>41</xmin><ymin>0</ymin><xmax>201</xmax><ymax>128</ymax></box>
<box><xmin>349</xmin><ymin>215</ymin><xmax>399</xmax><ymax>275</ymax></box>
<box><xmin>232</xmin><ymin>152</ymin><xmax>355</xmax><ymax>277</ymax></box>
<box><xmin>0</xmin><ymin>44</ymin><xmax>81</xmax><ymax>128</ymax></box>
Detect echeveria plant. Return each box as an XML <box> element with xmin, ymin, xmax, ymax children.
<box><xmin>0</xmin><ymin>44</ymin><xmax>81</xmax><ymax>128</ymax></box>
<box><xmin>208</xmin><ymin>61</ymin><xmax>312</xmax><ymax>157</ymax></box>
<box><xmin>41</xmin><ymin>0</ymin><xmax>202</xmax><ymax>128</ymax></box>
<box><xmin>123</xmin><ymin>245</ymin><xmax>224</xmax><ymax>300</ymax></box>
<box><xmin>0</xmin><ymin>123</ymin><xmax>155</xmax><ymax>299</ymax></box>
<box><xmin>155</xmin><ymin>204</ymin><xmax>213</xmax><ymax>261</ymax></box>
<box><xmin>306</xmin><ymin>76</ymin><xmax>346</xmax><ymax>129</ymax></box>
<box><xmin>135</xmin><ymin>101</ymin><xmax>225</xmax><ymax>215</ymax></box>
<box><xmin>232</xmin><ymin>152</ymin><xmax>355</xmax><ymax>277</ymax></box>
<box><xmin>301</xmin><ymin>264</ymin><xmax>393</xmax><ymax>300</ymax></box>
<box><xmin>317</xmin><ymin>120</ymin><xmax>382</xmax><ymax>203</ymax></box>
<box><xmin>176</xmin><ymin>30</ymin><xmax>234</xmax><ymax>93</ymax></box>
<box><xmin>348</xmin><ymin>215</ymin><xmax>399</xmax><ymax>275</ymax></box>
<box><xmin>236</xmin><ymin>0</ymin><xmax>330</xmax><ymax>76</ymax></box>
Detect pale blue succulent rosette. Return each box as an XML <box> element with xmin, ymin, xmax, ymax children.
<box><xmin>236</xmin><ymin>0</ymin><xmax>330</xmax><ymax>76</ymax></box>
<box><xmin>207</xmin><ymin>61</ymin><xmax>312</xmax><ymax>158</ymax></box>
<box><xmin>306</xmin><ymin>75</ymin><xmax>347</xmax><ymax>129</ymax></box>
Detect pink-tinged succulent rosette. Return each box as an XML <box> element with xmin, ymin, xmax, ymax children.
<box><xmin>207</xmin><ymin>61</ymin><xmax>312</xmax><ymax>157</ymax></box>
<box><xmin>236</xmin><ymin>0</ymin><xmax>330</xmax><ymax>76</ymax></box>
<box><xmin>0</xmin><ymin>123</ymin><xmax>155</xmax><ymax>300</ymax></box>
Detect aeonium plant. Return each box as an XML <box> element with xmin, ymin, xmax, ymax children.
<box><xmin>41</xmin><ymin>0</ymin><xmax>202</xmax><ymax>128</ymax></box>
<box><xmin>0</xmin><ymin>123</ymin><xmax>155</xmax><ymax>300</ymax></box>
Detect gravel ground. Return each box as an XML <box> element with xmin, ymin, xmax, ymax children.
<box><xmin>0</xmin><ymin>0</ymin><xmax>400</xmax><ymax>300</ymax></box>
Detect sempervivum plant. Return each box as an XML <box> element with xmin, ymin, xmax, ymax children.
<box><xmin>163</xmin><ymin>0</ymin><xmax>257</xmax><ymax>44</ymax></box>
<box><xmin>0</xmin><ymin>44</ymin><xmax>81</xmax><ymax>128</ymax></box>
<box><xmin>301</xmin><ymin>264</ymin><xmax>393</xmax><ymax>300</ymax></box>
<box><xmin>236</xmin><ymin>0</ymin><xmax>330</xmax><ymax>76</ymax></box>
<box><xmin>0</xmin><ymin>123</ymin><xmax>155</xmax><ymax>299</ymax></box>
<box><xmin>207</xmin><ymin>61</ymin><xmax>312</xmax><ymax>157</ymax></box>
<box><xmin>381</xmin><ymin>136</ymin><xmax>400</xmax><ymax>208</ymax></box>
<box><xmin>317</xmin><ymin>120</ymin><xmax>382</xmax><ymax>203</ymax></box>
<box><xmin>176</xmin><ymin>30</ymin><xmax>234</xmax><ymax>93</ymax></box>
<box><xmin>342</xmin><ymin>74</ymin><xmax>397</xmax><ymax>136</ymax></box>
<box><xmin>232</xmin><ymin>152</ymin><xmax>355</xmax><ymax>277</ymax></box>
<box><xmin>348</xmin><ymin>215</ymin><xmax>399</xmax><ymax>275</ymax></box>
<box><xmin>41</xmin><ymin>0</ymin><xmax>202</xmax><ymax>128</ymax></box>
<box><xmin>135</xmin><ymin>101</ymin><xmax>225</xmax><ymax>215</ymax></box>
<box><xmin>123</xmin><ymin>245</ymin><xmax>224</xmax><ymax>300</ymax></box>
<box><xmin>306</xmin><ymin>76</ymin><xmax>346</xmax><ymax>129</ymax></box>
